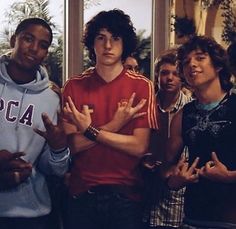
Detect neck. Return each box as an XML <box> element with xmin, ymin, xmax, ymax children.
<box><xmin>96</xmin><ymin>62</ymin><xmax>124</xmax><ymax>82</ymax></box>
<box><xmin>158</xmin><ymin>90</ymin><xmax>180</xmax><ymax>111</ymax></box>
<box><xmin>194</xmin><ymin>79</ymin><xmax>226</xmax><ymax>104</ymax></box>
<box><xmin>7</xmin><ymin>60</ymin><xmax>36</xmax><ymax>84</ymax></box>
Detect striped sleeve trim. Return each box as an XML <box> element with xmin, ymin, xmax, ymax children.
<box><xmin>147</xmin><ymin>80</ymin><xmax>158</xmax><ymax>129</ymax></box>
<box><xmin>62</xmin><ymin>68</ymin><xmax>95</xmax><ymax>92</ymax></box>
<box><xmin>126</xmin><ymin>71</ymin><xmax>158</xmax><ymax>129</ymax></box>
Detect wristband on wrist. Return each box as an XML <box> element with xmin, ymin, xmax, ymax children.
<box><xmin>83</xmin><ymin>124</ymin><xmax>100</xmax><ymax>141</ymax></box>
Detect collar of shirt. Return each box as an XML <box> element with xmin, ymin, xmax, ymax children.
<box><xmin>156</xmin><ymin>91</ymin><xmax>189</xmax><ymax>114</ymax></box>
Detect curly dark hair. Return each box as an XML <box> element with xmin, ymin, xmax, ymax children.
<box><xmin>83</xmin><ymin>9</ymin><xmax>137</xmax><ymax>63</ymax></box>
<box><xmin>227</xmin><ymin>42</ymin><xmax>236</xmax><ymax>76</ymax></box>
<box><xmin>177</xmin><ymin>36</ymin><xmax>233</xmax><ymax>92</ymax></box>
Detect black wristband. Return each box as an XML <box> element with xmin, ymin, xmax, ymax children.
<box><xmin>83</xmin><ymin>125</ymin><xmax>100</xmax><ymax>141</ymax></box>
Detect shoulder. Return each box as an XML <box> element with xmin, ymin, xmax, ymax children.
<box><xmin>225</xmin><ymin>92</ymin><xmax>236</xmax><ymax>113</ymax></box>
<box><xmin>124</xmin><ymin>70</ymin><xmax>154</xmax><ymax>93</ymax></box>
<box><xmin>63</xmin><ymin>67</ymin><xmax>95</xmax><ymax>89</ymax></box>
<box><xmin>125</xmin><ymin>70</ymin><xmax>152</xmax><ymax>83</ymax></box>
<box><xmin>229</xmin><ymin>91</ymin><xmax>236</xmax><ymax>101</ymax></box>
<box><xmin>49</xmin><ymin>81</ymin><xmax>61</xmax><ymax>96</ymax></box>
<box><xmin>183</xmin><ymin>99</ymin><xmax>195</xmax><ymax>111</ymax></box>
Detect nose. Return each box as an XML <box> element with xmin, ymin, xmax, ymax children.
<box><xmin>189</xmin><ymin>58</ymin><xmax>197</xmax><ymax>67</ymax></box>
<box><xmin>29</xmin><ymin>42</ymin><xmax>38</xmax><ymax>53</ymax></box>
<box><xmin>104</xmin><ymin>38</ymin><xmax>112</xmax><ymax>49</ymax></box>
<box><xmin>167</xmin><ymin>72</ymin><xmax>174</xmax><ymax>80</ymax></box>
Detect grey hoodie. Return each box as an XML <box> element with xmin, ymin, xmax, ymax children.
<box><xmin>0</xmin><ymin>55</ymin><xmax>70</xmax><ymax>217</ymax></box>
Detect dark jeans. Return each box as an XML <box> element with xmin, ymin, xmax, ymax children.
<box><xmin>0</xmin><ymin>215</ymin><xmax>49</xmax><ymax>229</ymax></box>
<box><xmin>66</xmin><ymin>191</ymin><xmax>143</xmax><ymax>229</ymax></box>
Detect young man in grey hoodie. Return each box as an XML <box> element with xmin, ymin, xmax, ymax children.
<box><xmin>0</xmin><ymin>18</ymin><xmax>70</xmax><ymax>229</ymax></box>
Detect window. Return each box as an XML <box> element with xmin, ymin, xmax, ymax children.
<box><xmin>0</xmin><ymin>0</ymin><xmax>64</xmax><ymax>86</ymax></box>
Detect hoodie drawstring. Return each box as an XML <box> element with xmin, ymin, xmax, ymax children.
<box><xmin>15</xmin><ymin>88</ymin><xmax>28</xmax><ymax>130</ymax></box>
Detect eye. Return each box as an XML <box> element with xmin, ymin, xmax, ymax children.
<box><xmin>113</xmin><ymin>36</ymin><xmax>121</xmax><ymax>41</ymax></box>
<box><xmin>172</xmin><ymin>71</ymin><xmax>178</xmax><ymax>76</ymax></box>
<box><xmin>160</xmin><ymin>70</ymin><xmax>170</xmax><ymax>76</ymax></box>
<box><xmin>95</xmin><ymin>35</ymin><xmax>104</xmax><ymax>41</ymax></box>
<box><xmin>40</xmin><ymin>42</ymin><xmax>50</xmax><ymax>50</ymax></box>
<box><xmin>182</xmin><ymin>58</ymin><xmax>190</xmax><ymax>66</ymax></box>
<box><xmin>196</xmin><ymin>55</ymin><xmax>205</xmax><ymax>61</ymax></box>
<box><xmin>23</xmin><ymin>35</ymin><xmax>34</xmax><ymax>43</ymax></box>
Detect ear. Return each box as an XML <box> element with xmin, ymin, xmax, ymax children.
<box><xmin>10</xmin><ymin>35</ymin><xmax>16</xmax><ymax>48</ymax></box>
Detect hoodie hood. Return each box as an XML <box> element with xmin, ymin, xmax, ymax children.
<box><xmin>0</xmin><ymin>55</ymin><xmax>50</xmax><ymax>92</ymax></box>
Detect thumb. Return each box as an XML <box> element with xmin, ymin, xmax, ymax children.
<box><xmin>82</xmin><ymin>105</ymin><xmax>90</xmax><ymax>115</ymax></box>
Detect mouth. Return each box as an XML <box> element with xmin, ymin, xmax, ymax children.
<box><xmin>189</xmin><ymin>71</ymin><xmax>201</xmax><ymax>77</ymax></box>
<box><xmin>25</xmin><ymin>55</ymin><xmax>37</xmax><ymax>62</ymax></box>
<box><xmin>103</xmin><ymin>53</ymin><xmax>113</xmax><ymax>56</ymax></box>
<box><xmin>166</xmin><ymin>83</ymin><xmax>174</xmax><ymax>87</ymax></box>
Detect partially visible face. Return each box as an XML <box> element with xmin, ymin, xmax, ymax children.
<box><xmin>157</xmin><ymin>63</ymin><xmax>181</xmax><ymax>93</ymax></box>
<box><xmin>93</xmin><ymin>28</ymin><xmax>123</xmax><ymax>66</ymax></box>
<box><xmin>10</xmin><ymin>24</ymin><xmax>51</xmax><ymax>70</ymax></box>
<box><xmin>182</xmin><ymin>49</ymin><xmax>218</xmax><ymax>89</ymax></box>
<box><xmin>124</xmin><ymin>57</ymin><xmax>139</xmax><ymax>72</ymax></box>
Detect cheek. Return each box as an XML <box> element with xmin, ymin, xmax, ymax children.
<box><xmin>38</xmin><ymin>50</ymin><xmax>48</xmax><ymax>60</ymax></box>
<box><xmin>159</xmin><ymin>77</ymin><xmax>166</xmax><ymax>87</ymax></box>
<box><xmin>173</xmin><ymin>77</ymin><xmax>182</xmax><ymax>85</ymax></box>
<box><xmin>93</xmin><ymin>45</ymin><xmax>102</xmax><ymax>55</ymax></box>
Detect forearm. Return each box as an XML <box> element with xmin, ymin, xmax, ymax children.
<box><xmin>38</xmin><ymin>144</ymin><xmax>70</xmax><ymax>176</ymax></box>
<box><xmin>224</xmin><ymin>170</ymin><xmax>236</xmax><ymax>183</ymax></box>
<box><xmin>67</xmin><ymin>121</ymin><xmax>126</xmax><ymax>154</ymax></box>
<box><xmin>95</xmin><ymin>128</ymin><xmax>150</xmax><ymax>157</ymax></box>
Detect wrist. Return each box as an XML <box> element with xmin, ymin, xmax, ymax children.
<box><xmin>83</xmin><ymin>124</ymin><xmax>101</xmax><ymax>141</ymax></box>
<box><xmin>104</xmin><ymin>121</ymin><xmax>119</xmax><ymax>132</ymax></box>
<box><xmin>166</xmin><ymin>175</ymin><xmax>182</xmax><ymax>190</ymax></box>
<box><xmin>226</xmin><ymin>171</ymin><xmax>236</xmax><ymax>183</ymax></box>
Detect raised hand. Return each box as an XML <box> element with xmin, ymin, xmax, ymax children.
<box><xmin>34</xmin><ymin>112</ymin><xmax>67</xmax><ymax>150</ymax></box>
<box><xmin>109</xmin><ymin>92</ymin><xmax>147</xmax><ymax>131</ymax></box>
<box><xmin>142</xmin><ymin>153</ymin><xmax>162</xmax><ymax>171</ymax></box>
<box><xmin>0</xmin><ymin>150</ymin><xmax>32</xmax><ymax>190</ymax></box>
<box><xmin>0</xmin><ymin>150</ymin><xmax>25</xmax><ymax>171</ymax></box>
<box><xmin>63</xmin><ymin>96</ymin><xmax>92</xmax><ymax>133</ymax></box>
<box><xmin>199</xmin><ymin>152</ymin><xmax>231</xmax><ymax>183</ymax></box>
<box><xmin>167</xmin><ymin>155</ymin><xmax>200</xmax><ymax>190</ymax></box>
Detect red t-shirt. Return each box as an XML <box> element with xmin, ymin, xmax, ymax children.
<box><xmin>62</xmin><ymin>68</ymin><xmax>158</xmax><ymax>195</ymax></box>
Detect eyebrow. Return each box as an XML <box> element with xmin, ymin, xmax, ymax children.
<box><xmin>96</xmin><ymin>32</ymin><xmax>105</xmax><ymax>36</ymax></box>
<box><xmin>22</xmin><ymin>32</ymin><xmax>51</xmax><ymax>45</ymax></box>
<box><xmin>194</xmin><ymin>51</ymin><xmax>206</xmax><ymax>55</ymax></box>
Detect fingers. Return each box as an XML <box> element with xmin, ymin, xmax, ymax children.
<box><xmin>57</xmin><ymin>110</ymin><xmax>64</xmax><ymax>123</ymax></box>
<box><xmin>176</xmin><ymin>154</ymin><xmax>187</xmax><ymax>168</ymax></box>
<box><xmin>34</xmin><ymin>127</ymin><xmax>46</xmax><ymax>138</ymax></box>
<box><xmin>41</xmin><ymin>113</ymin><xmax>53</xmax><ymax>129</ymax></box>
<box><xmin>205</xmin><ymin>160</ymin><xmax>215</xmax><ymax>169</ymax></box>
<box><xmin>133</xmin><ymin>112</ymin><xmax>146</xmax><ymax>119</ymax></box>
<box><xmin>7</xmin><ymin>159</ymin><xmax>32</xmax><ymax>170</ymax></box>
<box><xmin>133</xmin><ymin>99</ymin><xmax>147</xmax><ymax>115</ymax></box>
<box><xmin>188</xmin><ymin>157</ymin><xmax>200</xmax><ymax>174</ymax></box>
<box><xmin>14</xmin><ymin>171</ymin><xmax>20</xmax><ymax>184</ymax></box>
<box><xmin>35</xmin><ymin>113</ymin><xmax>55</xmax><ymax>137</ymax></box>
<box><xmin>82</xmin><ymin>105</ymin><xmax>90</xmax><ymax>116</ymax></box>
<box><xmin>64</xmin><ymin>102</ymin><xmax>72</xmax><ymax>114</ymax></box>
<box><xmin>127</xmin><ymin>92</ymin><xmax>136</xmax><ymax>109</ymax></box>
<box><xmin>211</xmin><ymin>151</ymin><xmax>220</xmax><ymax>164</ymax></box>
<box><xmin>67</xmin><ymin>96</ymin><xmax>78</xmax><ymax>114</ymax></box>
<box><xmin>10</xmin><ymin>152</ymin><xmax>25</xmax><ymax>160</ymax></box>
